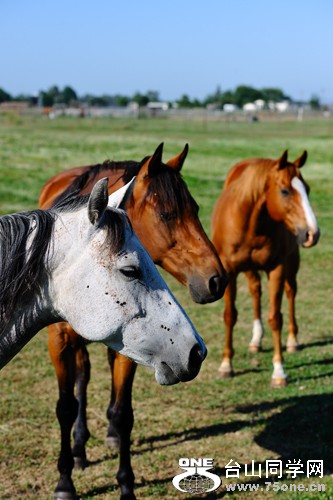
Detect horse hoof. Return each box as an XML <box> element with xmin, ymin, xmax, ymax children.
<box><xmin>73</xmin><ymin>455</ymin><xmax>88</xmax><ymax>470</ymax></box>
<box><xmin>105</xmin><ymin>435</ymin><xmax>120</xmax><ymax>449</ymax></box>
<box><xmin>54</xmin><ymin>491</ymin><xmax>77</xmax><ymax>500</ymax></box>
<box><xmin>248</xmin><ymin>345</ymin><xmax>261</xmax><ymax>353</ymax></box>
<box><xmin>271</xmin><ymin>377</ymin><xmax>288</xmax><ymax>388</ymax></box>
<box><xmin>218</xmin><ymin>369</ymin><xmax>234</xmax><ymax>378</ymax></box>
<box><xmin>286</xmin><ymin>345</ymin><xmax>299</xmax><ymax>353</ymax></box>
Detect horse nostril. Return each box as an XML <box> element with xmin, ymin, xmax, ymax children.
<box><xmin>189</xmin><ymin>344</ymin><xmax>207</xmax><ymax>367</ymax></box>
<box><xmin>208</xmin><ymin>274</ymin><xmax>228</xmax><ymax>298</ymax></box>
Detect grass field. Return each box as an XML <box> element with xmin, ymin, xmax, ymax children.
<box><xmin>0</xmin><ymin>114</ymin><xmax>332</xmax><ymax>499</ymax></box>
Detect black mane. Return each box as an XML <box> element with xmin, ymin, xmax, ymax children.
<box><xmin>52</xmin><ymin>159</ymin><xmax>145</xmax><ymax>207</ymax></box>
<box><xmin>0</xmin><ymin>210</ymin><xmax>55</xmax><ymax>333</ymax></box>
<box><xmin>51</xmin><ymin>158</ymin><xmax>199</xmax><ymax>228</ymax></box>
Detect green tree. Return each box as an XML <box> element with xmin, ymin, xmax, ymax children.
<box><xmin>62</xmin><ymin>86</ymin><xmax>78</xmax><ymax>105</ymax></box>
<box><xmin>132</xmin><ymin>92</ymin><xmax>149</xmax><ymax>106</ymax></box>
<box><xmin>0</xmin><ymin>88</ymin><xmax>12</xmax><ymax>103</ymax></box>
<box><xmin>114</xmin><ymin>95</ymin><xmax>130</xmax><ymax>107</ymax></box>
<box><xmin>40</xmin><ymin>91</ymin><xmax>54</xmax><ymax>107</ymax></box>
<box><xmin>261</xmin><ymin>87</ymin><xmax>288</xmax><ymax>103</ymax></box>
<box><xmin>177</xmin><ymin>94</ymin><xmax>193</xmax><ymax>108</ymax></box>
<box><xmin>309</xmin><ymin>94</ymin><xmax>320</xmax><ymax>109</ymax></box>
<box><xmin>233</xmin><ymin>85</ymin><xmax>263</xmax><ymax>107</ymax></box>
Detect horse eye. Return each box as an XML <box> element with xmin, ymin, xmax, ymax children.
<box><xmin>160</xmin><ymin>211</ymin><xmax>175</xmax><ymax>222</ymax></box>
<box><xmin>119</xmin><ymin>266</ymin><xmax>141</xmax><ymax>280</ymax></box>
<box><xmin>280</xmin><ymin>188</ymin><xmax>290</xmax><ymax>197</ymax></box>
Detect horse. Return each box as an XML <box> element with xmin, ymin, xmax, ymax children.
<box><xmin>39</xmin><ymin>143</ymin><xmax>228</xmax><ymax>499</ymax></box>
<box><xmin>211</xmin><ymin>150</ymin><xmax>320</xmax><ymax>387</ymax></box>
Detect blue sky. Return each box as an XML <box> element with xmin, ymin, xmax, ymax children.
<box><xmin>2</xmin><ymin>0</ymin><xmax>333</xmax><ymax>103</ymax></box>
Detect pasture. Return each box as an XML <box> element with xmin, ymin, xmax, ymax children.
<box><xmin>0</xmin><ymin>113</ymin><xmax>332</xmax><ymax>499</ymax></box>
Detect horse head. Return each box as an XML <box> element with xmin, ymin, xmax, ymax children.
<box><xmin>124</xmin><ymin>143</ymin><xmax>228</xmax><ymax>304</ymax></box>
<box><xmin>51</xmin><ymin>178</ymin><xmax>206</xmax><ymax>385</ymax></box>
<box><xmin>265</xmin><ymin>150</ymin><xmax>320</xmax><ymax>248</ymax></box>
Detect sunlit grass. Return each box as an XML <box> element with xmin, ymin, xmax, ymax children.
<box><xmin>0</xmin><ymin>114</ymin><xmax>332</xmax><ymax>498</ymax></box>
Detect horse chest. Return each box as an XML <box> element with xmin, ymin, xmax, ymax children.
<box><xmin>227</xmin><ymin>237</ymin><xmax>282</xmax><ymax>273</ymax></box>
<box><xmin>250</xmin><ymin>243</ymin><xmax>279</xmax><ymax>269</ymax></box>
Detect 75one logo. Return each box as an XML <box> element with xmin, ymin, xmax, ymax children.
<box><xmin>172</xmin><ymin>458</ymin><xmax>221</xmax><ymax>494</ymax></box>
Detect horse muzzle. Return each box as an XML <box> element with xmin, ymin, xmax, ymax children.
<box><xmin>188</xmin><ymin>272</ymin><xmax>229</xmax><ymax>304</ymax></box>
<box><xmin>154</xmin><ymin>343</ymin><xmax>207</xmax><ymax>385</ymax></box>
<box><xmin>297</xmin><ymin>227</ymin><xmax>320</xmax><ymax>248</ymax></box>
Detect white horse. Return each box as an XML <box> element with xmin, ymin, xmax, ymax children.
<box><xmin>0</xmin><ymin>178</ymin><xmax>206</xmax><ymax>384</ymax></box>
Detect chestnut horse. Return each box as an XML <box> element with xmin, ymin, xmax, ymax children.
<box><xmin>212</xmin><ymin>150</ymin><xmax>320</xmax><ymax>388</ymax></box>
<box><xmin>39</xmin><ymin>143</ymin><xmax>228</xmax><ymax>499</ymax></box>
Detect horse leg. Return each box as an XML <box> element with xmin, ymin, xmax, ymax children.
<box><xmin>246</xmin><ymin>270</ymin><xmax>265</xmax><ymax>352</ymax></box>
<box><xmin>218</xmin><ymin>274</ymin><xmax>237</xmax><ymax>377</ymax></box>
<box><xmin>267</xmin><ymin>265</ymin><xmax>287</xmax><ymax>387</ymax></box>
<box><xmin>72</xmin><ymin>342</ymin><xmax>91</xmax><ymax>470</ymax></box>
<box><xmin>285</xmin><ymin>248</ymin><xmax>300</xmax><ymax>352</ymax></box>
<box><xmin>106</xmin><ymin>349</ymin><xmax>137</xmax><ymax>499</ymax></box>
<box><xmin>48</xmin><ymin>323</ymin><xmax>79</xmax><ymax>499</ymax></box>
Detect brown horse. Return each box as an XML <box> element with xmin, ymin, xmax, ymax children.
<box><xmin>39</xmin><ymin>143</ymin><xmax>228</xmax><ymax>500</ymax></box>
<box><xmin>211</xmin><ymin>150</ymin><xmax>320</xmax><ymax>388</ymax></box>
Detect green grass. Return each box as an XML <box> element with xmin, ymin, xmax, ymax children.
<box><xmin>0</xmin><ymin>114</ymin><xmax>333</xmax><ymax>499</ymax></box>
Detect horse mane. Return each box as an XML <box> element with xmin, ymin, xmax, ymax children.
<box><xmin>0</xmin><ymin>192</ymin><xmax>129</xmax><ymax>334</ymax></box>
<box><xmin>224</xmin><ymin>159</ymin><xmax>272</xmax><ymax>204</ymax></box>
<box><xmin>52</xmin><ymin>159</ymin><xmax>145</xmax><ymax>207</ymax></box>
<box><xmin>142</xmin><ymin>165</ymin><xmax>199</xmax><ymax>224</ymax></box>
<box><xmin>51</xmin><ymin>158</ymin><xmax>198</xmax><ymax>228</ymax></box>
<box><xmin>0</xmin><ymin>210</ymin><xmax>55</xmax><ymax>333</ymax></box>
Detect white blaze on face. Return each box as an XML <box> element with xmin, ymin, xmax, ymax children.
<box><xmin>291</xmin><ymin>177</ymin><xmax>318</xmax><ymax>233</ymax></box>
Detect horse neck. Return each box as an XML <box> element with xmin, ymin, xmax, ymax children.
<box><xmin>0</xmin><ymin>287</ymin><xmax>58</xmax><ymax>370</ymax></box>
<box><xmin>86</xmin><ymin>161</ymin><xmax>141</xmax><ymax>194</ymax></box>
<box><xmin>0</xmin><ymin>210</ymin><xmax>59</xmax><ymax>370</ymax></box>
<box><xmin>226</xmin><ymin>163</ymin><xmax>269</xmax><ymax>238</ymax></box>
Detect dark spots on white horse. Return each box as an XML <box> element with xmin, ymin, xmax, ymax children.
<box><xmin>116</xmin><ymin>300</ymin><xmax>126</xmax><ymax>306</ymax></box>
<box><xmin>168</xmin><ymin>301</ymin><xmax>172</xmax><ymax>305</ymax></box>
<box><xmin>160</xmin><ymin>325</ymin><xmax>171</xmax><ymax>331</ymax></box>
<box><xmin>105</xmin><ymin>292</ymin><xmax>109</xmax><ymax>295</ymax></box>
<box><xmin>86</xmin><ymin>285</ymin><xmax>89</xmax><ymax>288</ymax></box>
<box><xmin>169</xmin><ymin>338</ymin><xmax>174</xmax><ymax>344</ymax></box>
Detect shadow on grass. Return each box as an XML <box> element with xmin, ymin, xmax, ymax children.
<box><xmin>135</xmin><ymin>393</ymin><xmax>333</xmax><ymax>467</ymax></box>
<box><xmin>239</xmin><ymin>393</ymin><xmax>333</xmax><ymax>472</ymax></box>
<box><xmin>81</xmin><ymin>393</ymin><xmax>333</xmax><ymax>498</ymax></box>
<box><xmin>301</xmin><ymin>339</ymin><xmax>333</xmax><ymax>350</ymax></box>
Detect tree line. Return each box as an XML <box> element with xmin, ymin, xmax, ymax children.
<box><xmin>0</xmin><ymin>84</ymin><xmax>321</xmax><ymax>109</ymax></box>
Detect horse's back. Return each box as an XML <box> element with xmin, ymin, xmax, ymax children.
<box><xmin>212</xmin><ymin>159</ymin><xmax>256</xmax><ymax>238</ymax></box>
<box><xmin>39</xmin><ymin>162</ymin><xmax>136</xmax><ymax>209</ymax></box>
<box><xmin>224</xmin><ymin>157</ymin><xmax>273</xmax><ymax>189</ymax></box>
<box><xmin>39</xmin><ymin>165</ymin><xmax>92</xmax><ymax>209</ymax></box>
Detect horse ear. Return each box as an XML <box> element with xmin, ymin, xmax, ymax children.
<box><xmin>276</xmin><ymin>150</ymin><xmax>289</xmax><ymax>170</ymax></box>
<box><xmin>294</xmin><ymin>150</ymin><xmax>307</xmax><ymax>168</ymax></box>
<box><xmin>147</xmin><ymin>143</ymin><xmax>164</xmax><ymax>177</ymax></box>
<box><xmin>166</xmin><ymin>143</ymin><xmax>189</xmax><ymax>171</ymax></box>
<box><xmin>88</xmin><ymin>177</ymin><xmax>109</xmax><ymax>225</ymax></box>
<box><xmin>108</xmin><ymin>178</ymin><xmax>136</xmax><ymax>209</ymax></box>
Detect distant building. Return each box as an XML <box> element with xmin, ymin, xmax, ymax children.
<box><xmin>223</xmin><ymin>103</ymin><xmax>239</xmax><ymax>112</ymax></box>
<box><xmin>268</xmin><ymin>100</ymin><xmax>291</xmax><ymax>112</ymax></box>
<box><xmin>243</xmin><ymin>102</ymin><xmax>257</xmax><ymax>112</ymax></box>
<box><xmin>147</xmin><ymin>102</ymin><xmax>169</xmax><ymax>111</ymax></box>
